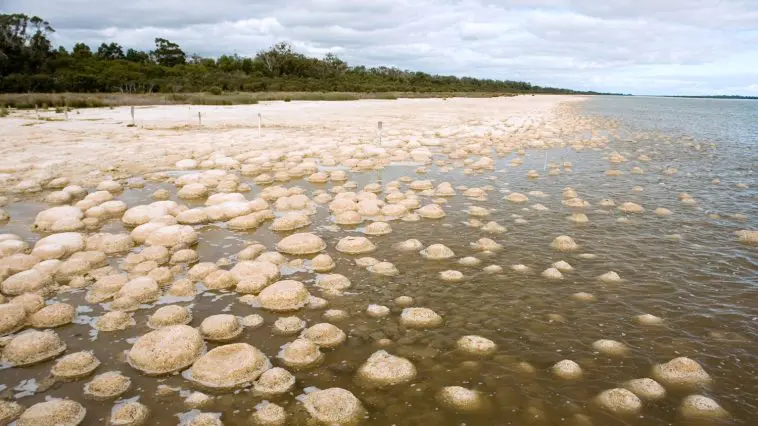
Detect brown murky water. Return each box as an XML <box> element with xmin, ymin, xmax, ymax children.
<box><xmin>1</xmin><ymin>97</ymin><xmax>756</xmax><ymax>426</ymax></box>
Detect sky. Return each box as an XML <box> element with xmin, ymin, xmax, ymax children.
<box><xmin>5</xmin><ymin>0</ymin><xmax>758</xmax><ymax>95</ymax></box>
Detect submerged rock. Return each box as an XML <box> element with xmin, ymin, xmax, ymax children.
<box><xmin>400</xmin><ymin>307</ymin><xmax>443</xmax><ymax>328</ymax></box>
<box><xmin>436</xmin><ymin>386</ymin><xmax>489</xmax><ymax>412</ymax></box>
<box><xmin>356</xmin><ymin>350</ymin><xmax>417</xmax><ymax>387</ymax></box>
<box><xmin>594</xmin><ymin>388</ymin><xmax>642</xmax><ymax>415</ymax></box>
<box><xmin>679</xmin><ymin>394</ymin><xmax>730</xmax><ymax>420</ymax></box>
<box><xmin>652</xmin><ymin>357</ymin><xmax>712</xmax><ymax>390</ymax></box>
<box><xmin>302</xmin><ymin>388</ymin><xmax>365</xmax><ymax>425</ymax></box>
<box><xmin>456</xmin><ymin>335</ymin><xmax>497</xmax><ymax>356</ymax></box>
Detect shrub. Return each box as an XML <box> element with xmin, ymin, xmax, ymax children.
<box><xmin>283</xmin><ymin>97</ymin><xmax>292</xmax><ymax>102</ymax></box>
<box><xmin>208</xmin><ymin>86</ymin><xmax>223</xmax><ymax>95</ymax></box>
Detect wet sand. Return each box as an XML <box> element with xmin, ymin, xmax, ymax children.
<box><xmin>0</xmin><ymin>95</ymin><xmax>583</xmax><ymax>185</ymax></box>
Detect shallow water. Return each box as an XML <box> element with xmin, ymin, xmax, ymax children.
<box><xmin>1</xmin><ymin>96</ymin><xmax>756</xmax><ymax>425</ymax></box>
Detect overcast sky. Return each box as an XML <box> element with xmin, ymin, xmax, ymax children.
<box><xmin>6</xmin><ymin>0</ymin><xmax>758</xmax><ymax>95</ymax></box>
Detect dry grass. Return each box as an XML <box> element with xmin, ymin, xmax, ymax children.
<box><xmin>0</xmin><ymin>91</ymin><xmax>515</xmax><ymax>110</ymax></box>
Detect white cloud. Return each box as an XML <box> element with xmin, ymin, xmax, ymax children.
<box><xmin>7</xmin><ymin>0</ymin><xmax>758</xmax><ymax>94</ymax></box>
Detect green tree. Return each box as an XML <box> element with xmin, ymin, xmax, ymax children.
<box><xmin>125</xmin><ymin>48</ymin><xmax>150</xmax><ymax>63</ymax></box>
<box><xmin>96</xmin><ymin>42</ymin><xmax>124</xmax><ymax>60</ymax></box>
<box><xmin>72</xmin><ymin>43</ymin><xmax>92</xmax><ymax>58</ymax></box>
<box><xmin>151</xmin><ymin>38</ymin><xmax>185</xmax><ymax>67</ymax></box>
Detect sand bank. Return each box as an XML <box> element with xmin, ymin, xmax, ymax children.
<box><xmin>0</xmin><ymin>95</ymin><xmax>584</xmax><ymax>186</ymax></box>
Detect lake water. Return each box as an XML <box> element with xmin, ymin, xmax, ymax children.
<box><xmin>0</xmin><ymin>96</ymin><xmax>756</xmax><ymax>426</ymax></box>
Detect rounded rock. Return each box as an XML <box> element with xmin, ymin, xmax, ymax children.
<box><xmin>652</xmin><ymin>357</ymin><xmax>712</xmax><ymax>390</ymax></box>
<box><xmin>594</xmin><ymin>388</ymin><xmax>642</xmax><ymax>415</ymax></box>
<box><xmin>679</xmin><ymin>394</ymin><xmax>730</xmax><ymax>420</ymax></box>
<box><xmin>592</xmin><ymin>339</ymin><xmax>629</xmax><ymax>357</ymax></box>
<box><xmin>259</xmin><ymin>280</ymin><xmax>310</xmax><ymax>312</ymax></box>
<box><xmin>277</xmin><ymin>338</ymin><xmax>323</xmax><ymax>370</ymax></box>
<box><xmin>83</xmin><ymin>371</ymin><xmax>131</xmax><ymax>400</ymax></box>
<box><xmin>335</xmin><ymin>236</ymin><xmax>376</xmax><ymax>254</ymax></box>
<box><xmin>28</xmin><ymin>303</ymin><xmax>76</xmax><ymax>328</ymax></box>
<box><xmin>436</xmin><ymin>386</ymin><xmax>489</xmax><ymax>412</ymax></box>
<box><xmin>420</xmin><ymin>244</ymin><xmax>455</xmax><ymax>260</ymax></box>
<box><xmin>302</xmin><ymin>388</ymin><xmax>365</xmax><ymax>425</ymax></box>
<box><xmin>51</xmin><ymin>351</ymin><xmax>101</xmax><ymax>380</ymax></box>
<box><xmin>109</xmin><ymin>401</ymin><xmax>149</xmax><ymax>426</ymax></box>
<box><xmin>552</xmin><ymin>359</ymin><xmax>582</xmax><ymax>380</ymax></box>
<box><xmin>127</xmin><ymin>325</ymin><xmax>205</xmax><ymax>375</ymax></box>
<box><xmin>550</xmin><ymin>235</ymin><xmax>578</xmax><ymax>252</ymax></box>
<box><xmin>95</xmin><ymin>311</ymin><xmax>135</xmax><ymax>331</ymax></box>
<box><xmin>2</xmin><ymin>329</ymin><xmax>66</xmax><ymax>366</ymax></box>
<box><xmin>187</xmin><ymin>343</ymin><xmax>271</xmax><ymax>389</ymax></box>
<box><xmin>301</xmin><ymin>323</ymin><xmax>346</xmax><ymax>349</ymax></box>
<box><xmin>357</xmin><ymin>350</ymin><xmax>416</xmax><ymax>387</ymax></box>
<box><xmin>199</xmin><ymin>314</ymin><xmax>243</xmax><ymax>342</ymax></box>
<box><xmin>0</xmin><ymin>303</ymin><xmax>26</xmax><ymax>336</ymax></box>
<box><xmin>400</xmin><ymin>307</ymin><xmax>443</xmax><ymax>328</ymax></box>
<box><xmin>147</xmin><ymin>305</ymin><xmax>192</xmax><ymax>329</ymax></box>
<box><xmin>273</xmin><ymin>316</ymin><xmax>306</xmax><ymax>336</ymax></box>
<box><xmin>623</xmin><ymin>378</ymin><xmax>666</xmax><ymax>401</ymax></box>
<box><xmin>17</xmin><ymin>399</ymin><xmax>85</xmax><ymax>426</ymax></box>
<box><xmin>276</xmin><ymin>233</ymin><xmax>326</xmax><ymax>255</ymax></box>
<box><xmin>393</xmin><ymin>239</ymin><xmax>423</xmax><ymax>251</ymax></box>
<box><xmin>456</xmin><ymin>335</ymin><xmax>497</xmax><ymax>357</ymax></box>
<box><xmin>310</xmin><ymin>254</ymin><xmax>335</xmax><ymax>272</ymax></box>
<box><xmin>253</xmin><ymin>367</ymin><xmax>296</xmax><ymax>396</ymax></box>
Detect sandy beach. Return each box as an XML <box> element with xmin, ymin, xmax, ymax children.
<box><xmin>0</xmin><ymin>95</ymin><xmax>583</xmax><ymax>187</ymax></box>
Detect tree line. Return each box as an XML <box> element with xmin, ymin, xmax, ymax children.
<box><xmin>0</xmin><ymin>13</ymin><xmax>603</xmax><ymax>95</ymax></box>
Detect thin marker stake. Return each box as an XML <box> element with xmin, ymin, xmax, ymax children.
<box><xmin>198</xmin><ymin>111</ymin><xmax>202</xmax><ymax>126</ymax></box>
<box><xmin>258</xmin><ymin>113</ymin><xmax>262</xmax><ymax>137</ymax></box>
<box><xmin>131</xmin><ymin>106</ymin><xmax>135</xmax><ymax>125</ymax></box>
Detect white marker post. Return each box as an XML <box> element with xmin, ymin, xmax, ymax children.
<box><xmin>130</xmin><ymin>106</ymin><xmax>135</xmax><ymax>126</ymax></box>
<box><xmin>377</xmin><ymin>121</ymin><xmax>383</xmax><ymax>146</ymax></box>
<box><xmin>258</xmin><ymin>113</ymin><xmax>262</xmax><ymax>137</ymax></box>
<box><xmin>543</xmin><ymin>151</ymin><xmax>548</xmax><ymax>170</ymax></box>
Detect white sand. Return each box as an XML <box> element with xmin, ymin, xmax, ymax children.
<box><xmin>0</xmin><ymin>95</ymin><xmax>584</xmax><ymax>184</ymax></box>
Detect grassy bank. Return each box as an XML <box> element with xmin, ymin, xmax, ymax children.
<box><xmin>0</xmin><ymin>92</ymin><xmax>516</xmax><ymax>110</ymax></box>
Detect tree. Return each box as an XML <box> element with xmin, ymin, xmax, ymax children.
<box><xmin>72</xmin><ymin>43</ymin><xmax>92</xmax><ymax>58</ymax></box>
<box><xmin>125</xmin><ymin>48</ymin><xmax>150</xmax><ymax>63</ymax></box>
<box><xmin>151</xmin><ymin>38</ymin><xmax>185</xmax><ymax>67</ymax></box>
<box><xmin>0</xmin><ymin>13</ymin><xmax>55</xmax><ymax>75</ymax></box>
<box><xmin>96</xmin><ymin>42</ymin><xmax>124</xmax><ymax>60</ymax></box>
<box><xmin>255</xmin><ymin>41</ymin><xmax>294</xmax><ymax>77</ymax></box>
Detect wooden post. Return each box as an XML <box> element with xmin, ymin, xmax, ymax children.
<box><xmin>198</xmin><ymin>111</ymin><xmax>202</xmax><ymax>126</ymax></box>
<box><xmin>64</xmin><ymin>98</ymin><xmax>69</xmax><ymax>121</ymax></box>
